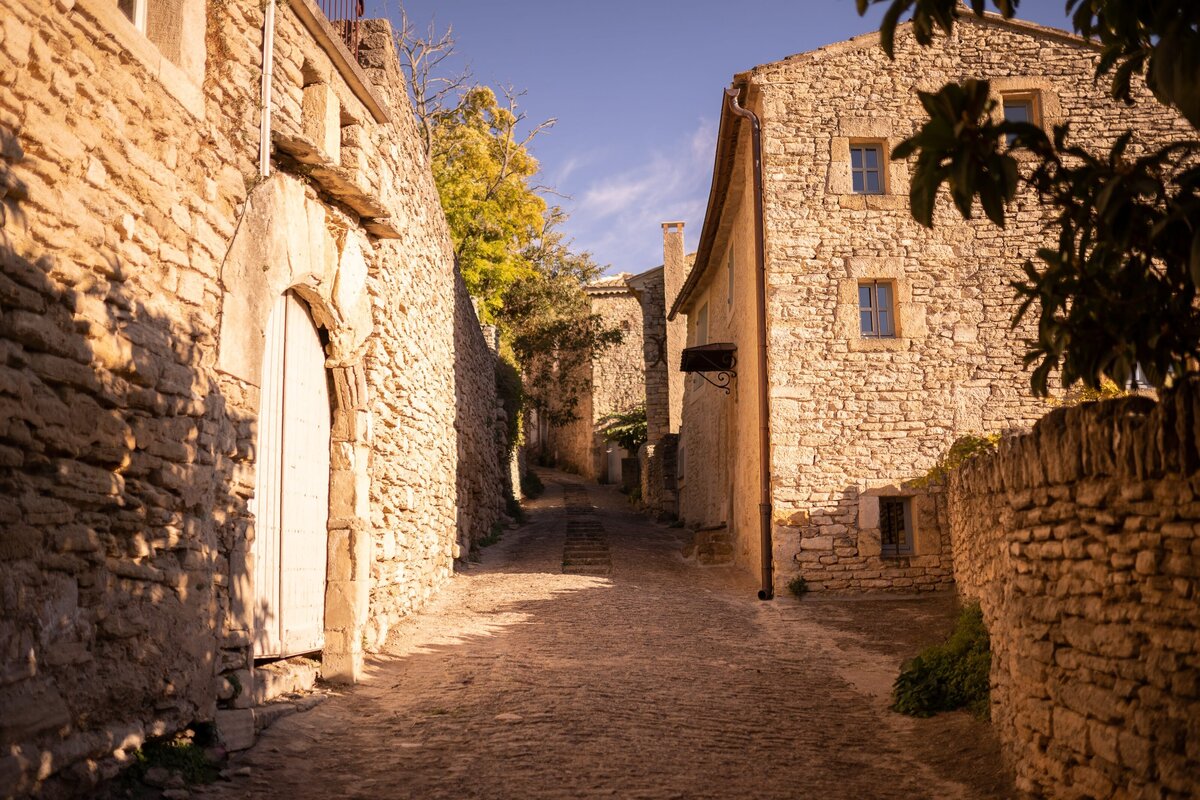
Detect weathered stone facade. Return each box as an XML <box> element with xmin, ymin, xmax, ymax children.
<box><xmin>0</xmin><ymin>2</ymin><xmax>505</xmax><ymax>794</ymax></box>
<box><xmin>543</xmin><ymin>272</ymin><xmax>646</xmax><ymax>483</ymax></box>
<box><xmin>629</xmin><ymin>224</ymin><xmax>689</xmax><ymax>517</ymax></box>
<box><xmin>946</xmin><ymin>383</ymin><xmax>1200</xmax><ymax>799</ymax></box>
<box><xmin>671</xmin><ymin>16</ymin><xmax>1193</xmax><ymax>591</ymax></box>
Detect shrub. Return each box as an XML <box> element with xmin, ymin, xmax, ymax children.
<box><xmin>892</xmin><ymin>603</ymin><xmax>991</xmax><ymax>719</ymax></box>
<box><xmin>909</xmin><ymin>433</ymin><xmax>1000</xmax><ymax>489</ymax></box>
<box><xmin>786</xmin><ymin>575</ymin><xmax>809</xmax><ymax>599</ymax></box>
<box><xmin>598</xmin><ymin>405</ymin><xmax>647</xmax><ymax>452</ymax></box>
<box><xmin>520</xmin><ymin>469</ymin><xmax>544</xmax><ymax>499</ymax></box>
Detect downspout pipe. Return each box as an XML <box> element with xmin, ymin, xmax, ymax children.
<box><xmin>725</xmin><ymin>86</ymin><xmax>774</xmax><ymax>601</ymax></box>
<box><xmin>259</xmin><ymin>0</ymin><xmax>276</xmax><ymax>178</ymax></box>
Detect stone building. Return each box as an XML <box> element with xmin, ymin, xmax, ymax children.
<box><xmin>627</xmin><ymin>223</ymin><xmax>689</xmax><ymax>517</ymax></box>
<box><xmin>0</xmin><ymin>0</ymin><xmax>506</xmax><ymax>794</ymax></box>
<box><xmin>669</xmin><ymin>16</ymin><xmax>1192</xmax><ymax>593</ymax></box>
<box><xmin>537</xmin><ymin>270</ymin><xmax>647</xmax><ymax>484</ymax></box>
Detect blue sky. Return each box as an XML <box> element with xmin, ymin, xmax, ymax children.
<box><xmin>364</xmin><ymin>1</ymin><xmax>1076</xmax><ymax>274</ymax></box>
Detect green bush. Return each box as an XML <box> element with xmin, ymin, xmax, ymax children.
<box><xmin>786</xmin><ymin>575</ymin><xmax>809</xmax><ymax>598</ymax></box>
<box><xmin>598</xmin><ymin>405</ymin><xmax>647</xmax><ymax>452</ymax></box>
<box><xmin>130</xmin><ymin>732</ymin><xmax>219</xmax><ymax>785</ymax></box>
<box><xmin>909</xmin><ymin>433</ymin><xmax>1000</xmax><ymax>489</ymax></box>
<box><xmin>520</xmin><ymin>469</ymin><xmax>544</xmax><ymax>499</ymax></box>
<box><xmin>892</xmin><ymin>603</ymin><xmax>991</xmax><ymax>719</ymax></box>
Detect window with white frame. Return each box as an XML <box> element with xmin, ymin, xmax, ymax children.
<box><xmin>118</xmin><ymin>0</ymin><xmax>148</xmax><ymax>33</ymax></box>
<box><xmin>727</xmin><ymin>247</ymin><xmax>735</xmax><ymax>312</ymax></box>
<box><xmin>858</xmin><ymin>280</ymin><xmax>896</xmax><ymax>338</ymax></box>
<box><xmin>849</xmin><ymin>142</ymin><xmax>885</xmax><ymax>194</ymax></box>
<box><xmin>693</xmin><ymin>302</ymin><xmax>709</xmax><ymax>346</ymax></box>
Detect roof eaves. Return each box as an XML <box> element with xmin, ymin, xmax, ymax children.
<box><xmin>668</xmin><ymin>89</ymin><xmax>743</xmax><ymax>321</ymax></box>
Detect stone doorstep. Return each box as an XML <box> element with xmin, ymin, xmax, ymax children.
<box><xmin>562</xmin><ymin>565</ymin><xmax>612</xmax><ymax>575</ymax></box>
<box><xmin>250</xmin><ymin>654</ymin><xmax>321</xmax><ymax>706</ymax></box>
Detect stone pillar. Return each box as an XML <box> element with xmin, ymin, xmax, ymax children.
<box><xmin>661</xmin><ymin>221</ymin><xmax>687</xmax><ymax>434</ymax></box>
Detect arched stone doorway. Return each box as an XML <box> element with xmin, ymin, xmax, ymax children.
<box><xmin>252</xmin><ymin>290</ymin><xmax>332</xmax><ymax>659</ymax></box>
<box><xmin>219</xmin><ymin>173</ymin><xmax>375</xmax><ymax>683</ymax></box>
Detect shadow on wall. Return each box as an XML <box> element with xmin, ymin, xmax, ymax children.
<box><xmin>449</xmin><ymin>268</ymin><xmax>505</xmax><ymax>561</ymax></box>
<box><xmin>0</xmin><ymin>125</ymin><xmax>254</xmax><ymax>796</ymax></box>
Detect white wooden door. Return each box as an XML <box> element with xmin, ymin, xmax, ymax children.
<box><xmin>253</xmin><ymin>291</ymin><xmax>331</xmax><ymax>659</ymax></box>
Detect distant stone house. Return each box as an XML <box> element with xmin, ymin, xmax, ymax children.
<box><xmin>668</xmin><ymin>16</ymin><xmax>1191</xmax><ymax>594</ymax></box>
<box><xmin>0</xmin><ymin>0</ymin><xmax>506</xmax><ymax>794</ymax></box>
<box><xmin>535</xmin><ymin>271</ymin><xmax>647</xmax><ymax>483</ymax></box>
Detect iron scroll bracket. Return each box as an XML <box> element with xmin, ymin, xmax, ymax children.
<box><xmin>696</xmin><ymin>370</ymin><xmax>736</xmax><ymax>394</ymax></box>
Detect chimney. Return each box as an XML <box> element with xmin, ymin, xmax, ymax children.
<box><xmin>661</xmin><ymin>221</ymin><xmax>686</xmax><ymax>311</ymax></box>
<box><xmin>660</xmin><ymin>221</ymin><xmax>686</xmax><ymax>435</ymax></box>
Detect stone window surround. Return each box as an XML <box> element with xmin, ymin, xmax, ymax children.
<box><xmin>857</xmin><ymin>487</ymin><xmax>938</xmax><ymax>558</ymax></box>
<box><xmin>68</xmin><ymin>0</ymin><xmax>206</xmax><ymax>120</ymax></box>
<box><xmin>834</xmin><ymin>257</ymin><xmax>927</xmax><ymax>352</ymax></box>
<box><xmin>991</xmin><ymin>78</ymin><xmax>1064</xmax><ymax>162</ymax></box>
<box><xmin>828</xmin><ymin>117</ymin><xmax>910</xmax><ymax>211</ymax></box>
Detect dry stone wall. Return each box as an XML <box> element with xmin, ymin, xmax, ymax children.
<box><xmin>947</xmin><ymin>384</ymin><xmax>1200</xmax><ymax>799</ymax></box>
<box><xmin>748</xmin><ymin>17</ymin><xmax>1193</xmax><ymax>592</ymax></box>
<box><xmin>0</xmin><ymin>4</ymin><xmax>505</xmax><ymax>796</ymax></box>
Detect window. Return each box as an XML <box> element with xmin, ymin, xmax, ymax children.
<box><xmin>727</xmin><ymin>247</ymin><xmax>735</xmax><ymax>311</ymax></box>
<box><xmin>1002</xmin><ymin>94</ymin><xmax>1039</xmax><ymax>145</ymax></box>
<box><xmin>693</xmin><ymin>303</ymin><xmax>709</xmax><ymax>347</ymax></box>
<box><xmin>880</xmin><ymin>497</ymin><xmax>913</xmax><ymax>556</ymax></box>
<box><xmin>118</xmin><ymin>0</ymin><xmax>148</xmax><ymax>32</ymax></box>
<box><xmin>858</xmin><ymin>281</ymin><xmax>895</xmax><ymax>338</ymax></box>
<box><xmin>850</xmin><ymin>143</ymin><xmax>884</xmax><ymax>194</ymax></box>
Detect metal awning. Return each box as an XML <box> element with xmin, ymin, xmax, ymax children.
<box><xmin>679</xmin><ymin>343</ymin><xmax>737</xmax><ymax>393</ymax></box>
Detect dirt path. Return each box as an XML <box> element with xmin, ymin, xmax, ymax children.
<box><xmin>201</xmin><ymin>471</ymin><xmax>1013</xmax><ymax>800</ymax></box>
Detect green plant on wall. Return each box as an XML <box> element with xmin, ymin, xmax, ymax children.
<box><xmin>599</xmin><ymin>405</ymin><xmax>647</xmax><ymax>453</ymax></box>
<box><xmin>910</xmin><ymin>432</ymin><xmax>1001</xmax><ymax>488</ymax></box>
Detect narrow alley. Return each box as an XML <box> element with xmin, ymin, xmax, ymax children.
<box><xmin>203</xmin><ymin>472</ymin><xmax>1013</xmax><ymax>800</ymax></box>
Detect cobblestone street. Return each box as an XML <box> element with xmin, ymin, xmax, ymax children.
<box><xmin>205</xmin><ymin>472</ymin><xmax>1014</xmax><ymax>800</ymax></box>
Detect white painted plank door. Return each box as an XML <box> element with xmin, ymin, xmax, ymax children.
<box><xmin>253</xmin><ymin>292</ymin><xmax>288</xmax><ymax>658</ymax></box>
<box><xmin>277</xmin><ymin>292</ymin><xmax>331</xmax><ymax>657</ymax></box>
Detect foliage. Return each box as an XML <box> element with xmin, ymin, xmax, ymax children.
<box><xmin>1046</xmin><ymin>376</ymin><xmax>1134</xmax><ymax>407</ymax></box>
<box><xmin>429</xmin><ymin>85</ymin><xmax>548</xmax><ymax>322</ymax></box>
<box><xmin>856</xmin><ymin>0</ymin><xmax>1200</xmax><ymax>396</ymax></box>
<box><xmin>130</xmin><ymin>732</ymin><xmax>219</xmax><ymax>786</ymax></box>
<box><xmin>909</xmin><ymin>432</ymin><xmax>1001</xmax><ymax>488</ymax></box>
<box><xmin>477</xmin><ymin>523</ymin><xmax>503</xmax><ymax>548</ymax></box>
<box><xmin>495</xmin><ymin>356</ymin><xmax>524</xmax><ymax>455</ymax></box>
<box><xmin>786</xmin><ymin>575</ymin><xmax>809</xmax><ymax>599</ymax></box>
<box><xmin>599</xmin><ymin>405</ymin><xmax>648</xmax><ymax>452</ymax></box>
<box><xmin>520</xmin><ymin>469</ymin><xmax>545</xmax><ymax>499</ymax></box>
<box><xmin>505</xmin><ymin>210</ymin><xmax>624</xmax><ymax>426</ymax></box>
<box><xmin>399</xmin><ymin>24</ymin><xmax>621</xmax><ymax>425</ymax></box>
<box><xmin>892</xmin><ymin>603</ymin><xmax>992</xmax><ymax>719</ymax></box>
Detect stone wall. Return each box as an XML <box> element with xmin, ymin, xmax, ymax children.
<box><xmin>676</xmin><ymin>16</ymin><xmax>1193</xmax><ymax>592</ymax></box>
<box><xmin>0</xmin><ymin>4</ymin><xmax>504</xmax><ymax>795</ymax></box>
<box><xmin>545</xmin><ymin>278</ymin><xmax>645</xmax><ymax>482</ymax></box>
<box><xmin>947</xmin><ymin>384</ymin><xmax>1200</xmax><ymax>798</ymax></box>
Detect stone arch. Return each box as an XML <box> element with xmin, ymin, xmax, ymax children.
<box><xmin>219</xmin><ymin>173</ymin><xmax>374</xmax><ymax>683</ymax></box>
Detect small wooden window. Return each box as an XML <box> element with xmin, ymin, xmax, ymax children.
<box><xmin>1002</xmin><ymin>93</ymin><xmax>1040</xmax><ymax>145</ymax></box>
<box><xmin>858</xmin><ymin>280</ymin><xmax>895</xmax><ymax>338</ymax></box>
<box><xmin>880</xmin><ymin>497</ymin><xmax>913</xmax><ymax>556</ymax></box>
<box><xmin>727</xmin><ymin>247</ymin><xmax>735</xmax><ymax>311</ymax></box>
<box><xmin>693</xmin><ymin>303</ymin><xmax>709</xmax><ymax>347</ymax></box>
<box><xmin>118</xmin><ymin>0</ymin><xmax>148</xmax><ymax>32</ymax></box>
<box><xmin>850</xmin><ymin>143</ymin><xmax>884</xmax><ymax>194</ymax></box>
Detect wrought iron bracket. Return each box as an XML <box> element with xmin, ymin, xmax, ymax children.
<box><xmin>696</xmin><ymin>370</ymin><xmax>736</xmax><ymax>394</ymax></box>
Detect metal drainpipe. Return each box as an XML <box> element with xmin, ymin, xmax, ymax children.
<box><xmin>725</xmin><ymin>86</ymin><xmax>774</xmax><ymax>601</ymax></box>
<box><xmin>259</xmin><ymin>0</ymin><xmax>276</xmax><ymax>178</ymax></box>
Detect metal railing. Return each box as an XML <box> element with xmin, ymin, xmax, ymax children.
<box><xmin>316</xmin><ymin>0</ymin><xmax>364</xmax><ymax>60</ymax></box>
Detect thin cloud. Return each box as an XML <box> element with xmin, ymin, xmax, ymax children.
<box><xmin>566</xmin><ymin>118</ymin><xmax>716</xmax><ymax>271</ymax></box>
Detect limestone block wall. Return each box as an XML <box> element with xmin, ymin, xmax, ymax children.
<box><xmin>545</xmin><ymin>283</ymin><xmax>645</xmax><ymax>482</ymax></box>
<box><xmin>947</xmin><ymin>384</ymin><xmax>1200</xmax><ymax>799</ymax></box>
<box><xmin>0</xmin><ymin>4</ymin><xmax>504</xmax><ymax>795</ymax></box>
<box><xmin>747</xmin><ymin>17</ymin><xmax>1194</xmax><ymax>592</ymax></box>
